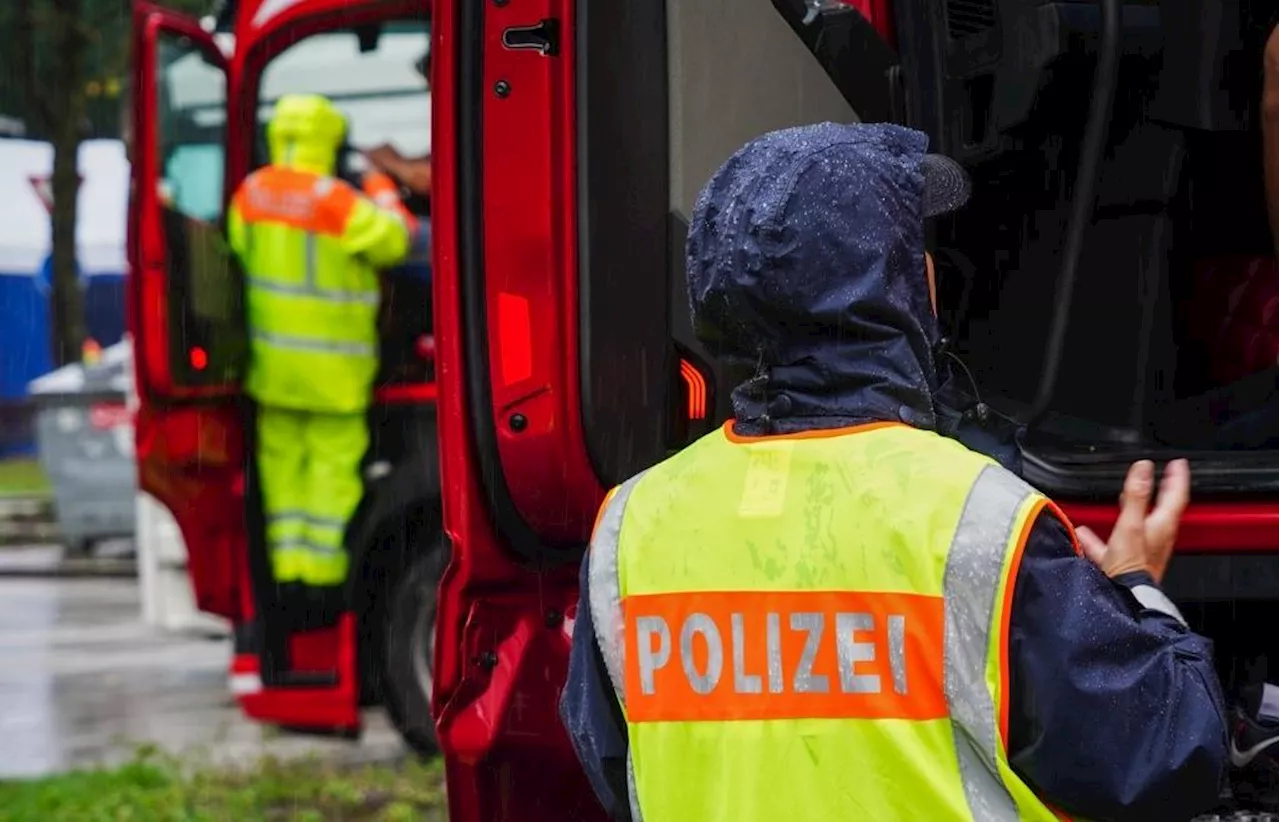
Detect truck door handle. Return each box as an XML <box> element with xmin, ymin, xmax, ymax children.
<box><xmin>502</xmin><ymin>19</ymin><xmax>560</xmax><ymax>57</ymax></box>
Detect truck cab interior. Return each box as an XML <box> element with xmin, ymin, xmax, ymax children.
<box><xmin>545</xmin><ymin>0</ymin><xmax>1277</xmax><ymax>812</ymax></box>
<box><xmin>879</xmin><ymin>0</ymin><xmax>1278</xmax><ymax>484</ymax></box>
<box><xmin>858</xmin><ymin>0</ymin><xmax>1280</xmax><ymax>698</ymax></box>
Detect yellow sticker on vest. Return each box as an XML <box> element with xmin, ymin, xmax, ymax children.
<box><xmin>738</xmin><ymin>443</ymin><xmax>794</xmax><ymax>518</ymax></box>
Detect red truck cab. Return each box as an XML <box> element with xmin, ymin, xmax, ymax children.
<box><xmin>130</xmin><ymin>0</ymin><xmax>443</xmax><ymax>750</ymax></box>
<box><xmin>130</xmin><ymin>0</ymin><xmax>1277</xmax><ymax>819</ymax></box>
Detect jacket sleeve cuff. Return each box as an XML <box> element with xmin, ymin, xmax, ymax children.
<box><xmin>1113</xmin><ymin>572</ymin><xmax>1187</xmax><ymax>627</ymax></box>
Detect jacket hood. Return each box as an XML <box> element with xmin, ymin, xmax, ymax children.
<box><xmin>266</xmin><ymin>94</ymin><xmax>346</xmax><ymax>175</ymax></box>
<box><xmin>685</xmin><ymin>122</ymin><xmax>942</xmax><ymax>434</ymax></box>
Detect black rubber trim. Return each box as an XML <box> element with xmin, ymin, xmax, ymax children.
<box><xmin>1019</xmin><ymin>444</ymin><xmax>1279</xmax><ymax>501</ymax></box>
<box><xmin>575</xmin><ymin>0</ymin><xmax>671</xmax><ymax>487</ymax></box>
<box><xmin>1163</xmin><ymin>553</ymin><xmax>1280</xmax><ymax>603</ymax></box>
<box><xmin>456</xmin><ymin>0</ymin><xmax>568</xmax><ymax>564</ymax></box>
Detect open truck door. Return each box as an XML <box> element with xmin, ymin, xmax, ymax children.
<box><xmin>129</xmin><ymin>1</ymin><xmax>247</xmax><ymax>642</ymax></box>
<box><xmin>431</xmin><ymin>0</ymin><xmax>855</xmax><ymax>819</ymax></box>
<box><xmin>131</xmin><ymin>0</ymin><xmax>446</xmax><ymax>749</ymax></box>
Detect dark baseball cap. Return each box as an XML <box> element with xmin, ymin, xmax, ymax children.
<box><xmin>918</xmin><ymin>152</ymin><xmax>972</xmax><ymax>217</ymax></box>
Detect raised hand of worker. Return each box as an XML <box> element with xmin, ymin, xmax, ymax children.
<box><xmin>1076</xmin><ymin>458</ymin><xmax>1191</xmax><ymax>583</ymax></box>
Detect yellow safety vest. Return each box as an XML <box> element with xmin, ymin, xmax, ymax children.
<box><xmin>587</xmin><ymin>421</ymin><xmax>1078</xmax><ymax>821</ymax></box>
<box><xmin>226</xmin><ymin>94</ymin><xmax>411</xmax><ymax>414</ymax></box>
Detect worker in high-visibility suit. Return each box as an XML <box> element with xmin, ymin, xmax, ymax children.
<box><xmin>227</xmin><ymin>94</ymin><xmax>422</xmax><ymax>595</ymax></box>
<box><xmin>561</xmin><ymin>123</ymin><xmax>1228</xmax><ymax>820</ymax></box>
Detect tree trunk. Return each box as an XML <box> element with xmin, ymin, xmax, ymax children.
<box><xmin>48</xmin><ymin>0</ymin><xmax>88</xmax><ymax>366</ymax></box>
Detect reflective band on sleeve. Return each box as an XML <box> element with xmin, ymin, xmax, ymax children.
<box><xmin>251</xmin><ymin>329</ymin><xmax>376</xmax><ymax>357</ymax></box>
<box><xmin>588</xmin><ymin>470</ymin><xmax>649</xmax><ymax>705</ymax></box>
<box><xmin>942</xmin><ymin>464</ymin><xmax>1036</xmax><ymax>822</ymax></box>
<box><xmin>1128</xmin><ymin>584</ymin><xmax>1187</xmax><ymax>627</ymax></box>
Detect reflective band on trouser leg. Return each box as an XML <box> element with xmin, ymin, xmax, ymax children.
<box><xmin>943</xmin><ymin>464</ymin><xmax>1042</xmax><ymax>821</ymax></box>
<box><xmin>296</xmin><ymin>411</ymin><xmax>369</xmax><ymax>587</ymax></box>
<box><xmin>587</xmin><ymin>471</ymin><xmax>650</xmax><ymax>822</ymax></box>
<box><xmin>257</xmin><ymin>407</ymin><xmax>310</xmax><ymax>584</ymax></box>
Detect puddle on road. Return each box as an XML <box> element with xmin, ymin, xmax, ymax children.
<box><xmin>0</xmin><ymin>576</ymin><xmax>403</xmax><ymax>779</ymax></box>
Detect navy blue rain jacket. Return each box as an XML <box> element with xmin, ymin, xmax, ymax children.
<box><xmin>560</xmin><ymin>122</ymin><xmax>1228</xmax><ymax>821</ymax></box>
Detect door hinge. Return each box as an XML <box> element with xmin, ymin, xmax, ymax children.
<box><xmin>502</xmin><ymin>18</ymin><xmax>560</xmax><ymax>57</ymax></box>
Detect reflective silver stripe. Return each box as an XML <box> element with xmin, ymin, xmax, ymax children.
<box><xmin>587</xmin><ymin>470</ymin><xmax>649</xmax><ymax>704</ymax></box>
<box><xmin>943</xmin><ymin>464</ymin><xmax>1037</xmax><ymax>822</ymax></box>
<box><xmin>269</xmin><ymin>511</ymin><xmax>347</xmax><ymax>529</ymax></box>
<box><xmin>270</xmin><ymin>539</ymin><xmax>344</xmax><ymax>556</ymax></box>
<box><xmin>1128</xmin><ymin>584</ymin><xmax>1187</xmax><ymax>627</ymax></box>
<box><xmin>626</xmin><ymin>750</ymin><xmax>644</xmax><ymax>822</ymax></box>
<box><xmin>248</xmin><ymin>276</ymin><xmax>380</xmax><ymax>305</ymax></box>
<box><xmin>251</xmin><ymin>329</ymin><xmax>375</xmax><ymax>357</ymax></box>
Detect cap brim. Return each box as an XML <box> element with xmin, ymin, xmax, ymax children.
<box><xmin>920</xmin><ymin>153</ymin><xmax>972</xmax><ymax>218</ymax></box>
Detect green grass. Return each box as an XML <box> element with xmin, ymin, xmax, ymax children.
<box><xmin>0</xmin><ymin>747</ymin><xmax>447</xmax><ymax>822</ymax></box>
<box><xmin>0</xmin><ymin>458</ymin><xmax>50</xmax><ymax>496</ymax></box>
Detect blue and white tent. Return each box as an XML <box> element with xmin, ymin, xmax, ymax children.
<box><xmin>0</xmin><ymin>138</ymin><xmax>129</xmax><ymax>455</ymax></box>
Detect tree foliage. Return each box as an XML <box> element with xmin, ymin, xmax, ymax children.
<box><xmin>0</xmin><ymin>0</ymin><xmax>216</xmax><ymax>365</ymax></box>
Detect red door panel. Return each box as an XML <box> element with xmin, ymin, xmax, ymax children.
<box><xmin>477</xmin><ymin>0</ymin><xmax>604</xmax><ymax>548</ymax></box>
<box><xmin>130</xmin><ymin>2</ymin><xmax>247</xmax><ymax>621</ymax></box>
<box><xmin>432</xmin><ymin>0</ymin><xmax>610</xmax><ymax>818</ymax></box>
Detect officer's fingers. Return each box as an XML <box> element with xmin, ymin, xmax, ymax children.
<box><xmin>1152</xmin><ymin>458</ymin><xmax>1187</xmax><ymax>514</ymax></box>
<box><xmin>1115</xmin><ymin>460</ymin><xmax>1155</xmax><ymax>534</ymax></box>
<box><xmin>1148</xmin><ymin>458</ymin><xmax>1191</xmax><ymax>533</ymax></box>
<box><xmin>1076</xmin><ymin>526</ymin><xmax>1109</xmax><ymax>569</ymax></box>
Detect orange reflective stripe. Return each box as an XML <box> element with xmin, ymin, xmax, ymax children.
<box><xmin>1047</xmin><ymin>499</ymin><xmax>1082</xmax><ymax>556</ymax></box>
<box><xmin>997</xmin><ymin>496</ymin><xmax>1046</xmax><ymax>748</ymax></box>
<box><xmin>361</xmin><ymin>171</ymin><xmax>418</xmax><ymax>235</ymax></box>
<box><xmin>721</xmin><ymin>419</ymin><xmax>905</xmax><ymax>443</ymax></box>
<box><xmin>621</xmin><ymin>590</ymin><xmax>947</xmax><ymax>723</ymax></box>
<box><xmin>233</xmin><ymin>168</ymin><xmax>357</xmax><ymax>236</ymax></box>
<box><xmin>591</xmin><ymin>486</ymin><xmax>621</xmax><ymax>541</ymax></box>
<box><xmin>362</xmin><ymin>170</ymin><xmax>399</xmax><ymax>199</ymax></box>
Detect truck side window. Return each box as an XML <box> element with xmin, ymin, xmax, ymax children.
<box><xmin>156</xmin><ymin>34</ymin><xmax>243</xmax><ymax>386</ymax></box>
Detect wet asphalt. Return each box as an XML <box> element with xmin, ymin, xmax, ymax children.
<box><xmin>0</xmin><ymin>552</ymin><xmax>405</xmax><ymax>779</ymax></box>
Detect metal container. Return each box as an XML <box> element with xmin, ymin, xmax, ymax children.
<box><xmin>27</xmin><ymin>341</ymin><xmax>136</xmax><ymax>553</ymax></box>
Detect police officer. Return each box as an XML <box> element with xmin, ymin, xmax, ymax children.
<box><xmin>561</xmin><ymin>123</ymin><xmax>1228</xmax><ymax>821</ymax></box>
<box><xmin>227</xmin><ymin>94</ymin><xmax>421</xmax><ymax>599</ymax></box>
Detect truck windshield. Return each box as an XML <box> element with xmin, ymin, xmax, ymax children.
<box><xmin>160</xmin><ymin>20</ymin><xmax>432</xmax><ymax>182</ymax></box>
<box><xmin>256</xmin><ymin>22</ymin><xmax>432</xmax><ymax>160</ymax></box>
